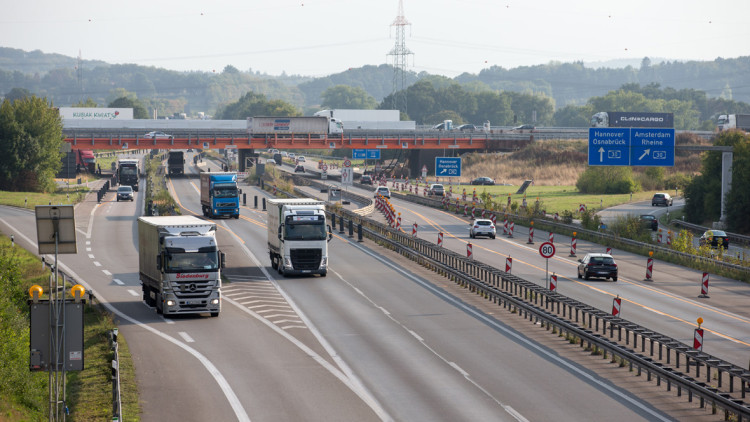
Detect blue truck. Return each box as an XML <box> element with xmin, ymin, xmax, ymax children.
<box><xmin>200</xmin><ymin>172</ymin><xmax>240</xmax><ymax>219</ymax></box>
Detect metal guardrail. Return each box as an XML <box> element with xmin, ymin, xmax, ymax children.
<box><xmin>309</xmin><ymin>185</ymin><xmax>750</xmax><ymax>419</ymax></box>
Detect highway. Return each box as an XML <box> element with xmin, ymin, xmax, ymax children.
<box><xmin>325</xmin><ymin>179</ymin><xmax>750</xmax><ymax>370</ymax></box>
<box><xmin>0</xmin><ymin>154</ymin><xmax>723</xmax><ymax>420</ymax></box>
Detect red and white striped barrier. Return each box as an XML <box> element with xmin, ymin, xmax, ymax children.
<box><xmin>693</xmin><ymin>328</ymin><xmax>704</xmax><ymax>351</ymax></box>
<box><xmin>667</xmin><ymin>231</ymin><xmax>672</xmax><ymax>246</ymax></box>
<box><xmin>505</xmin><ymin>256</ymin><xmax>512</xmax><ymax>273</ymax></box>
<box><xmin>569</xmin><ymin>235</ymin><xmax>577</xmax><ymax>257</ymax></box>
<box><xmin>508</xmin><ymin>222</ymin><xmax>514</xmax><ymax>238</ymax></box>
<box><xmin>699</xmin><ymin>272</ymin><xmax>710</xmax><ymax>298</ymax></box>
<box><xmin>579</xmin><ymin>204</ymin><xmax>586</xmax><ymax>213</ymax></box>
<box><xmin>490</xmin><ymin>214</ymin><xmax>497</xmax><ymax>225</ymax></box>
<box><xmin>645</xmin><ymin>257</ymin><xmax>654</xmax><ymax>280</ymax></box>
<box><xmin>467</xmin><ymin>243</ymin><xmax>473</xmax><ymax>259</ymax></box>
<box><xmin>481</xmin><ymin>209</ymin><xmax>486</xmax><ymax>219</ymax></box>
<box><xmin>412</xmin><ymin>222</ymin><xmax>418</xmax><ymax>237</ymax></box>
<box><xmin>657</xmin><ymin>229</ymin><xmax>662</xmax><ymax>244</ymax></box>
<box><xmin>549</xmin><ymin>232</ymin><xmax>554</xmax><ymax>243</ymax></box>
<box><xmin>463</xmin><ymin>204</ymin><xmax>468</xmax><ymax>217</ymax></box>
<box><xmin>612</xmin><ymin>296</ymin><xmax>622</xmax><ymax>317</ymax></box>
<box><xmin>528</xmin><ymin>226</ymin><xmax>534</xmax><ymax>244</ymax></box>
<box><xmin>396</xmin><ymin>215</ymin><xmax>401</xmax><ymax>231</ymax></box>
<box><xmin>502</xmin><ymin>218</ymin><xmax>508</xmax><ymax>235</ymax></box>
<box><xmin>606</xmin><ymin>247</ymin><xmax>612</xmax><ymax>255</ymax></box>
<box><xmin>437</xmin><ymin>232</ymin><xmax>443</xmax><ymax>247</ymax></box>
<box><xmin>554</xmin><ymin>212</ymin><xmax>559</xmax><ymax>221</ymax></box>
<box><xmin>549</xmin><ymin>273</ymin><xmax>557</xmax><ymax>291</ymax></box>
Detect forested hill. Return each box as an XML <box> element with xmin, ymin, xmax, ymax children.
<box><xmin>1</xmin><ymin>46</ymin><xmax>749</xmax><ymax>116</ymax></box>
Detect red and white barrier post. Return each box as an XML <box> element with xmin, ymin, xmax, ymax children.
<box><xmin>612</xmin><ymin>296</ymin><xmax>622</xmax><ymax>317</ymax></box>
<box><xmin>569</xmin><ymin>232</ymin><xmax>577</xmax><ymax>257</ymax></box>
<box><xmin>464</xmin><ymin>204</ymin><xmax>468</xmax><ymax>217</ymax></box>
<box><xmin>508</xmin><ymin>221</ymin><xmax>514</xmax><ymax>238</ymax></box>
<box><xmin>437</xmin><ymin>232</ymin><xmax>443</xmax><ymax>247</ymax></box>
<box><xmin>645</xmin><ymin>251</ymin><xmax>654</xmax><ymax>280</ymax></box>
<box><xmin>396</xmin><ymin>213</ymin><xmax>401</xmax><ymax>231</ymax></box>
<box><xmin>505</xmin><ymin>256</ymin><xmax>512</xmax><ymax>273</ymax></box>
<box><xmin>549</xmin><ymin>232</ymin><xmax>554</xmax><ymax>243</ymax></box>
<box><xmin>502</xmin><ymin>217</ymin><xmax>508</xmax><ymax>235</ymax></box>
<box><xmin>699</xmin><ymin>272</ymin><xmax>710</xmax><ymax>298</ymax></box>
<box><xmin>657</xmin><ymin>229</ymin><xmax>662</xmax><ymax>244</ymax></box>
<box><xmin>693</xmin><ymin>318</ymin><xmax>704</xmax><ymax>351</ymax></box>
<box><xmin>412</xmin><ymin>222</ymin><xmax>418</xmax><ymax>237</ymax></box>
<box><xmin>490</xmin><ymin>214</ymin><xmax>496</xmax><ymax>225</ymax></box>
<box><xmin>667</xmin><ymin>230</ymin><xmax>672</xmax><ymax>246</ymax></box>
<box><xmin>527</xmin><ymin>221</ymin><xmax>535</xmax><ymax>244</ymax></box>
<box><xmin>467</xmin><ymin>242</ymin><xmax>473</xmax><ymax>260</ymax></box>
<box><xmin>606</xmin><ymin>247</ymin><xmax>612</xmax><ymax>255</ymax></box>
<box><xmin>549</xmin><ymin>273</ymin><xmax>557</xmax><ymax>292</ymax></box>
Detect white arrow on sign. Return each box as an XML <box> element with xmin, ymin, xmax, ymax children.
<box><xmin>598</xmin><ymin>147</ymin><xmax>605</xmax><ymax>162</ymax></box>
<box><xmin>639</xmin><ymin>149</ymin><xmax>651</xmax><ymax>160</ymax></box>
<box><xmin>439</xmin><ymin>168</ymin><xmax>447</xmax><ymax>174</ymax></box>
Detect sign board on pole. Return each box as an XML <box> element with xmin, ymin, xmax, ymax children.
<box><xmin>539</xmin><ymin>242</ymin><xmax>556</xmax><ymax>258</ymax></box>
<box><xmin>435</xmin><ymin>157</ymin><xmax>462</xmax><ymax>177</ymax></box>
<box><xmin>353</xmin><ymin>149</ymin><xmax>382</xmax><ymax>160</ymax></box>
<box><xmin>588</xmin><ymin>128</ymin><xmax>675</xmax><ymax>167</ymax></box>
<box><xmin>341</xmin><ymin>167</ymin><xmax>353</xmax><ymax>185</ymax></box>
<box><xmin>421</xmin><ymin>165</ymin><xmax>428</xmax><ymax>178</ymax></box>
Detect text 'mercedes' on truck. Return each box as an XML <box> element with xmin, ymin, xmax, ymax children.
<box><xmin>267</xmin><ymin>198</ymin><xmax>332</xmax><ymax>277</ymax></box>
<box><xmin>138</xmin><ymin>216</ymin><xmax>224</xmax><ymax>317</ymax></box>
<box><xmin>200</xmin><ymin>172</ymin><xmax>240</xmax><ymax>219</ymax></box>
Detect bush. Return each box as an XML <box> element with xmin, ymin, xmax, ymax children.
<box><xmin>576</xmin><ymin>167</ymin><xmax>640</xmax><ymax>194</ymax></box>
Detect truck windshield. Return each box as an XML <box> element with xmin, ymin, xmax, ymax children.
<box><xmin>120</xmin><ymin>167</ymin><xmax>137</xmax><ymax>176</ymax></box>
<box><xmin>284</xmin><ymin>217</ymin><xmax>327</xmax><ymax>241</ymax></box>
<box><xmin>213</xmin><ymin>184</ymin><xmax>238</xmax><ymax>198</ymax></box>
<box><xmin>165</xmin><ymin>252</ymin><xmax>218</xmax><ymax>272</ymax></box>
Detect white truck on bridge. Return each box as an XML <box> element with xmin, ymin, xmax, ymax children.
<box><xmin>267</xmin><ymin>199</ymin><xmax>332</xmax><ymax>277</ymax></box>
<box><xmin>138</xmin><ymin>216</ymin><xmax>224</xmax><ymax>316</ymax></box>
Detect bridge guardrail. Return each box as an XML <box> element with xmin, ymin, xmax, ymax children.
<box><xmin>672</xmin><ymin>219</ymin><xmax>750</xmax><ymax>248</ymax></box>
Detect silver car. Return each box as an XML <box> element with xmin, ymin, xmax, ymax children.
<box><xmin>469</xmin><ymin>219</ymin><xmax>496</xmax><ymax>239</ymax></box>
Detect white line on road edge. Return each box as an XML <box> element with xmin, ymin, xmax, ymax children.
<box><xmin>1</xmin><ymin>213</ymin><xmax>252</xmax><ymax>422</ymax></box>
<box><xmin>178</xmin><ymin>332</ymin><xmax>195</xmax><ymax>343</ymax></box>
<box><xmin>113</xmin><ymin>279</ymin><xmax>124</xmax><ymax>285</ymax></box>
<box><xmin>126</xmin><ymin>289</ymin><xmax>139</xmax><ymax>297</ymax></box>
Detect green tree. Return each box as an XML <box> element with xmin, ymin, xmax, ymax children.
<box><xmin>576</xmin><ymin>166</ymin><xmax>639</xmax><ymax>194</ymax></box>
<box><xmin>108</xmin><ymin>96</ymin><xmax>149</xmax><ymax>119</ymax></box>
<box><xmin>321</xmin><ymin>85</ymin><xmax>378</xmax><ymax>109</ymax></box>
<box><xmin>4</xmin><ymin>87</ymin><xmax>31</xmax><ymax>103</ymax></box>
<box><xmin>216</xmin><ymin>91</ymin><xmax>300</xmax><ymax>119</ymax></box>
<box><xmin>0</xmin><ymin>97</ymin><xmax>63</xmax><ymax>192</ymax></box>
<box><xmin>73</xmin><ymin>97</ymin><xmax>98</xmax><ymax>107</ymax></box>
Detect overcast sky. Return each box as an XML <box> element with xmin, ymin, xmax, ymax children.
<box><xmin>3</xmin><ymin>0</ymin><xmax>749</xmax><ymax>77</ymax></box>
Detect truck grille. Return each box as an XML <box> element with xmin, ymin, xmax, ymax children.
<box><xmin>174</xmin><ymin>280</ymin><xmax>215</xmax><ymax>299</ymax></box>
<box><xmin>291</xmin><ymin>249</ymin><xmax>322</xmax><ymax>270</ymax></box>
<box><xmin>217</xmin><ymin>202</ymin><xmax>236</xmax><ymax>207</ymax></box>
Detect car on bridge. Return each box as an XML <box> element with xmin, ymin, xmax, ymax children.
<box><xmin>577</xmin><ymin>253</ymin><xmax>618</xmax><ymax>281</ymax></box>
<box><xmin>143</xmin><ymin>131</ymin><xmax>172</xmax><ymax>139</ymax></box>
<box><xmin>457</xmin><ymin>124</ymin><xmax>477</xmax><ymax>132</ymax></box>
<box><xmin>513</xmin><ymin>124</ymin><xmax>535</xmax><ymax>131</ymax></box>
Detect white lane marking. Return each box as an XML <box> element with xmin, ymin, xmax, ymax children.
<box><xmin>162</xmin><ymin>317</ymin><xmax>175</xmax><ymax>325</ymax></box>
<box><xmin>86</xmin><ymin>240</ymin><xmax>91</xmax><ymax>245</ymax></box>
<box><xmin>86</xmin><ymin>247</ymin><xmax>92</xmax><ymax>252</ymax></box>
<box><xmin>51</xmin><ymin>260</ymin><xmax>250</xmax><ymax>421</ymax></box>
<box><xmin>225</xmin><ymin>222</ymin><xmax>391</xmax><ymax>421</ymax></box>
<box><xmin>113</xmin><ymin>279</ymin><xmax>124</xmax><ymax>285</ymax></box>
<box><xmin>88</xmin><ymin>254</ymin><xmax>95</xmax><ymax>259</ymax></box>
<box><xmin>127</xmin><ymin>289</ymin><xmax>139</xmax><ymax>297</ymax></box>
<box><xmin>338</xmin><ymin>238</ymin><xmax>672</xmax><ymax>422</ymax></box>
<box><xmin>93</xmin><ymin>261</ymin><xmax>102</xmax><ymax>267</ymax></box>
<box><xmin>102</xmin><ymin>270</ymin><xmax>112</xmax><ymax>276</ymax></box>
<box><xmin>179</xmin><ymin>332</ymin><xmax>195</xmax><ymax>343</ymax></box>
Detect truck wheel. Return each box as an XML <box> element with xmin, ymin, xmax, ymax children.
<box><xmin>270</xmin><ymin>255</ymin><xmax>278</xmax><ymax>270</ymax></box>
<box><xmin>320</xmin><ymin>271</ymin><xmax>327</xmax><ymax>277</ymax></box>
<box><xmin>210</xmin><ymin>312</ymin><xmax>219</xmax><ymax>317</ymax></box>
<box><xmin>235</xmin><ymin>214</ymin><xmax>240</xmax><ymax>219</ymax></box>
<box><xmin>277</xmin><ymin>264</ymin><xmax>284</xmax><ymax>276</ymax></box>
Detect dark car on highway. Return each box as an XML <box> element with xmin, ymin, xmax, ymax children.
<box><xmin>116</xmin><ymin>186</ymin><xmax>134</xmax><ymax>202</ymax></box>
<box><xmin>651</xmin><ymin>193</ymin><xmax>673</xmax><ymax>206</ymax></box>
<box><xmin>360</xmin><ymin>175</ymin><xmax>373</xmax><ymax>185</ymax></box>
<box><xmin>471</xmin><ymin>177</ymin><xmax>495</xmax><ymax>186</ymax></box>
<box><xmin>699</xmin><ymin>230</ymin><xmax>729</xmax><ymax>249</ymax></box>
<box><xmin>640</xmin><ymin>214</ymin><xmax>658</xmax><ymax>231</ymax></box>
<box><xmin>577</xmin><ymin>253</ymin><xmax>618</xmax><ymax>281</ymax></box>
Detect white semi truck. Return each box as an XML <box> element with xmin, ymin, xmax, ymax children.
<box><xmin>717</xmin><ymin>114</ymin><xmax>750</xmax><ymax>131</ymax></box>
<box><xmin>267</xmin><ymin>198</ymin><xmax>332</xmax><ymax>277</ymax></box>
<box><xmin>138</xmin><ymin>216</ymin><xmax>224</xmax><ymax>317</ymax></box>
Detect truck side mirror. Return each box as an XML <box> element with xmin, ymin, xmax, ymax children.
<box><xmin>220</xmin><ymin>252</ymin><xmax>226</xmax><ymax>269</ymax></box>
<box><xmin>278</xmin><ymin>225</ymin><xmax>283</xmax><ymax>240</ymax></box>
<box><xmin>156</xmin><ymin>254</ymin><xmax>162</xmax><ymax>270</ymax></box>
<box><xmin>327</xmin><ymin>225</ymin><xmax>333</xmax><ymax>242</ymax></box>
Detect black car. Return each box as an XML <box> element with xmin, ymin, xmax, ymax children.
<box><xmin>640</xmin><ymin>214</ymin><xmax>658</xmax><ymax>231</ymax></box>
<box><xmin>456</xmin><ymin>124</ymin><xmax>477</xmax><ymax>132</ymax></box>
<box><xmin>116</xmin><ymin>186</ymin><xmax>134</xmax><ymax>202</ymax></box>
<box><xmin>471</xmin><ymin>177</ymin><xmax>495</xmax><ymax>186</ymax></box>
<box><xmin>513</xmin><ymin>124</ymin><xmax>535</xmax><ymax>130</ymax></box>
<box><xmin>360</xmin><ymin>175</ymin><xmax>373</xmax><ymax>185</ymax></box>
<box><xmin>651</xmin><ymin>193</ymin><xmax>673</xmax><ymax>206</ymax></box>
<box><xmin>699</xmin><ymin>230</ymin><xmax>729</xmax><ymax>249</ymax></box>
<box><xmin>577</xmin><ymin>253</ymin><xmax>618</xmax><ymax>281</ymax></box>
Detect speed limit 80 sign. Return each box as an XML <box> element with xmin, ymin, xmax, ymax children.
<box><xmin>539</xmin><ymin>242</ymin><xmax>556</xmax><ymax>258</ymax></box>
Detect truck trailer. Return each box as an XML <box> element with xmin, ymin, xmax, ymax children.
<box><xmin>117</xmin><ymin>158</ymin><xmax>140</xmax><ymax>191</ymax></box>
<box><xmin>248</xmin><ymin>116</ymin><xmax>343</xmax><ymax>135</ymax></box>
<box><xmin>200</xmin><ymin>172</ymin><xmax>240</xmax><ymax>219</ymax></box>
<box><xmin>168</xmin><ymin>151</ymin><xmax>185</xmax><ymax>176</ymax></box>
<box><xmin>591</xmin><ymin>112</ymin><xmax>674</xmax><ymax>128</ymax></box>
<box><xmin>313</xmin><ymin>109</ymin><xmax>415</xmax><ymax>131</ymax></box>
<box><xmin>138</xmin><ymin>216</ymin><xmax>224</xmax><ymax>317</ymax></box>
<box><xmin>267</xmin><ymin>198</ymin><xmax>332</xmax><ymax>277</ymax></box>
<box><xmin>717</xmin><ymin>114</ymin><xmax>750</xmax><ymax>131</ymax></box>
